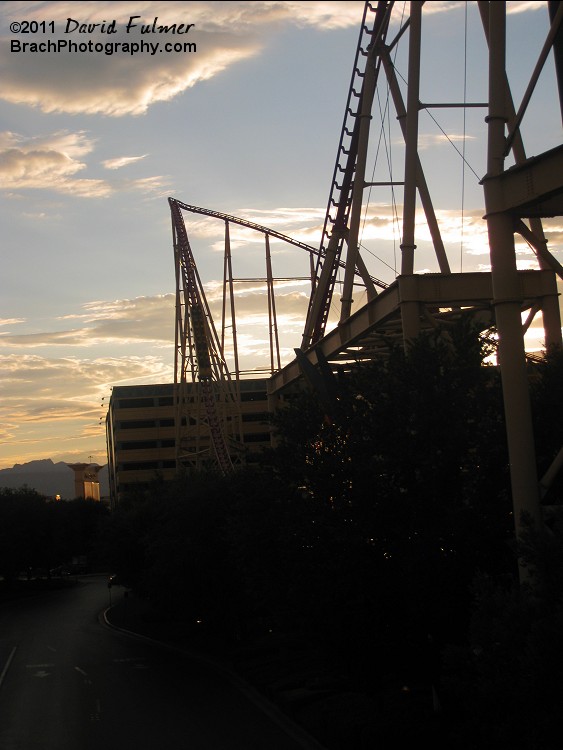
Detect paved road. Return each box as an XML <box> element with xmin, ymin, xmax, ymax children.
<box><xmin>0</xmin><ymin>577</ymin><xmax>319</xmax><ymax>750</ymax></box>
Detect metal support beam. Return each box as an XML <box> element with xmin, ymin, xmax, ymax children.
<box><xmin>269</xmin><ymin>269</ymin><xmax>558</xmax><ymax>394</ymax></box>
<box><xmin>478</xmin><ymin>0</ymin><xmax>563</xmax><ymax>351</ymax></box>
<box><xmin>265</xmin><ymin>234</ymin><xmax>281</xmax><ymax>373</ymax></box>
<box><xmin>484</xmin><ymin>3</ymin><xmax>543</xmax><ymax>566</ymax></box>
<box><xmin>400</xmin><ymin>1</ymin><xmax>423</xmax><ymax>342</ymax></box>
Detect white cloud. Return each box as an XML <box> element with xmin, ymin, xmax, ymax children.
<box><xmin>182</xmin><ymin>206</ymin><xmax>326</xmax><ymax>252</ymax></box>
<box><xmin>0</xmin><ymin>1</ymin><xmax>544</xmax><ymax>118</ymax></box>
<box><xmin>0</xmin><ymin>2</ymin><xmax>364</xmax><ymax>117</ymax></box>
<box><xmin>0</xmin><ymin>280</ymin><xmax>312</xmax><ymax>464</ymax></box>
<box><xmin>0</xmin><ymin>130</ymin><xmax>168</xmax><ymax>196</ymax></box>
<box><xmin>0</xmin><ymin>318</ymin><xmax>25</xmax><ymax>327</ymax></box>
<box><xmin>0</xmin><ymin>130</ymin><xmax>109</xmax><ymax>196</ymax></box>
<box><xmin>0</xmin><ymin>295</ymin><xmax>175</xmax><ymax>348</ymax></box>
<box><xmin>1</xmin><ymin>286</ymin><xmax>312</xmax><ymax>351</ymax></box>
<box><xmin>0</xmin><ymin>351</ymin><xmax>173</xmax><ymax>466</ymax></box>
<box><xmin>507</xmin><ymin>1</ymin><xmax>548</xmax><ymax>13</ymax></box>
<box><xmin>102</xmin><ymin>154</ymin><xmax>148</xmax><ymax>169</ymax></box>
<box><xmin>417</xmin><ymin>133</ymin><xmax>477</xmax><ymax>151</ymax></box>
<box><xmin>126</xmin><ymin>175</ymin><xmax>170</xmax><ymax>194</ymax></box>
<box><xmin>389</xmin><ymin>1</ymin><xmax>542</xmax><ymax>19</ymax></box>
<box><xmin>0</xmin><ymin>284</ymin><xmax>312</xmax><ymax>389</ymax></box>
<box><xmin>170</xmin><ymin>203</ymin><xmax>563</xmax><ymax>290</ymax></box>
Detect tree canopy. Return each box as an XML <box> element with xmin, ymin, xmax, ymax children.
<box><xmin>0</xmin><ymin>487</ymin><xmax>108</xmax><ymax>581</ymax></box>
<box><xmin>104</xmin><ymin>324</ymin><xmax>563</xmax><ymax>742</ymax></box>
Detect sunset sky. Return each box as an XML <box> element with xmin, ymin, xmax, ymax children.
<box><xmin>1</xmin><ymin>1</ymin><xmax>562</xmax><ymax>470</ymax></box>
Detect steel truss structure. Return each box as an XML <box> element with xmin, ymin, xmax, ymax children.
<box><xmin>170</xmin><ymin>198</ymin><xmax>243</xmax><ymax>474</ymax></box>
<box><xmin>171</xmin><ymin>1</ymin><xmax>563</xmax><ymax>545</ymax></box>
<box><xmin>275</xmin><ymin>0</ymin><xmax>563</xmax><ymax>552</ymax></box>
<box><xmin>170</xmin><ymin>198</ymin><xmax>338</xmax><ymax>472</ymax></box>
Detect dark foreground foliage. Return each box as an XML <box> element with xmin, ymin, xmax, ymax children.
<box><xmin>441</xmin><ymin>519</ymin><xmax>563</xmax><ymax>750</ymax></box>
<box><xmin>0</xmin><ymin>486</ymin><xmax>109</xmax><ymax>581</ymax></box>
<box><xmin>105</xmin><ymin>326</ymin><xmax>563</xmax><ymax>748</ymax></box>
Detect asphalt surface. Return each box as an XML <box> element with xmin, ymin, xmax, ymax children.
<box><xmin>0</xmin><ymin>576</ymin><xmax>326</xmax><ymax>750</ymax></box>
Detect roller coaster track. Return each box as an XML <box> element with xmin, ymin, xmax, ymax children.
<box><xmin>169</xmin><ymin>198</ymin><xmax>387</xmax><ymax>289</ymax></box>
<box><xmin>301</xmin><ymin>0</ymin><xmax>393</xmax><ymax>350</ymax></box>
<box><xmin>170</xmin><ymin>198</ymin><xmax>237</xmax><ymax>475</ymax></box>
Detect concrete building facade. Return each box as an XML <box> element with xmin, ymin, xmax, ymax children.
<box><xmin>106</xmin><ymin>380</ymin><xmax>272</xmax><ymax>508</ymax></box>
<box><xmin>66</xmin><ymin>463</ymin><xmax>102</xmax><ymax>501</ymax></box>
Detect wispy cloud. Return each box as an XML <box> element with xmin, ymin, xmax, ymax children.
<box><xmin>102</xmin><ymin>154</ymin><xmax>148</xmax><ymax>170</ymax></box>
<box><xmin>0</xmin><ymin>318</ymin><xmax>26</xmax><ymax>327</ymax></box>
<box><xmin>0</xmin><ymin>130</ymin><xmax>111</xmax><ymax>196</ymax></box>
<box><xmin>0</xmin><ymin>281</ymin><xmax>312</xmax><ymax>465</ymax></box>
<box><xmin>0</xmin><ymin>286</ymin><xmax>312</xmax><ymax>355</ymax></box>
<box><xmin>175</xmin><ymin>204</ymin><xmax>563</xmax><ymax>284</ymax></box>
<box><xmin>417</xmin><ymin>133</ymin><xmax>477</xmax><ymax>151</ymax></box>
<box><xmin>507</xmin><ymin>1</ymin><xmax>549</xmax><ymax>13</ymax></box>
<box><xmin>0</xmin><ymin>130</ymin><xmax>167</xmax><ymax>197</ymax></box>
<box><xmin>1</xmin><ymin>295</ymin><xmax>175</xmax><ymax>348</ymax></box>
<box><xmin>0</xmin><ymin>352</ymin><xmax>173</xmax><ymax>467</ymax></box>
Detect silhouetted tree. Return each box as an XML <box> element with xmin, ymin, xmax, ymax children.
<box><xmin>0</xmin><ymin>488</ymin><xmax>108</xmax><ymax>582</ymax></box>
<box><xmin>0</xmin><ymin>486</ymin><xmax>48</xmax><ymax>580</ymax></box>
<box><xmin>441</xmin><ymin>517</ymin><xmax>563</xmax><ymax>749</ymax></box>
<box><xmin>104</xmin><ymin>323</ymin><xmax>563</xmax><ymax>699</ymax></box>
<box><xmin>267</xmin><ymin>322</ymin><xmax>517</xmax><ymax>680</ymax></box>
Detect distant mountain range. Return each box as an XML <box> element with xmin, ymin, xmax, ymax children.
<box><xmin>0</xmin><ymin>459</ymin><xmax>110</xmax><ymax>500</ymax></box>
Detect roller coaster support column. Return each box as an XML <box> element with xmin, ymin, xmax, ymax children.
<box><xmin>484</xmin><ymin>2</ymin><xmax>542</xmax><ymax>580</ymax></box>
<box><xmin>400</xmin><ymin>1</ymin><xmax>423</xmax><ymax>344</ymax></box>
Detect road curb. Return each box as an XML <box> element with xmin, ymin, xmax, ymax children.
<box><xmin>101</xmin><ymin>606</ymin><xmax>328</xmax><ymax>750</ymax></box>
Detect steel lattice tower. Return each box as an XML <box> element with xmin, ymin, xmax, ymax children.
<box><xmin>170</xmin><ymin>2</ymin><xmax>563</xmax><ymax>561</ymax></box>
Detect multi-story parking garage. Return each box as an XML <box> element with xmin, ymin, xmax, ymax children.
<box><xmin>106</xmin><ymin>379</ymin><xmax>272</xmax><ymax>508</ymax></box>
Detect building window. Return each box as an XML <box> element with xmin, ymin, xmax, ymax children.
<box><xmin>120</xmin><ymin>440</ymin><xmax>158</xmax><ymax>450</ymax></box>
<box><xmin>121</xmin><ymin>461</ymin><xmax>160</xmax><ymax>471</ymax></box>
<box><xmin>120</xmin><ymin>420</ymin><xmax>157</xmax><ymax>429</ymax></box>
<box><xmin>118</xmin><ymin>398</ymin><xmax>155</xmax><ymax>408</ymax></box>
<box><xmin>242</xmin><ymin>412</ymin><xmax>270</xmax><ymax>423</ymax></box>
<box><xmin>240</xmin><ymin>392</ymin><xmax>268</xmax><ymax>402</ymax></box>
